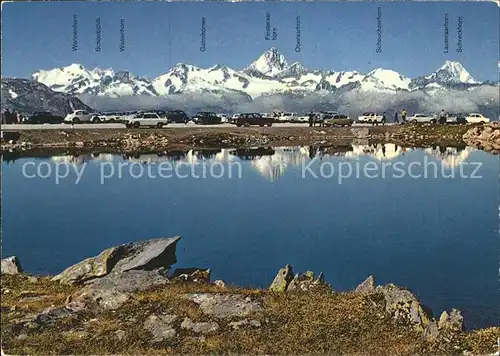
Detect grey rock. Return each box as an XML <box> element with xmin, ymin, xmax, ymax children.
<box><xmin>33</xmin><ymin>306</ymin><xmax>76</xmax><ymax>325</ymax></box>
<box><xmin>75</xmin><ymin>269</ymin><xmax>169</xmax><ymax>310</ymax></box>
<box><xmin>19</xmin><ymin>295</ymin><xmax>52</xmax><ymax>303</ymax></box>
<box><xmin>269</xmin><ymin>265</ymin><xmax>294</xmax><ymax>292</ymax></box>
<box><xmin>355</xmin><ymin>275</ymin><xmax>375</xmax><ymax>294</ymax></box>
<box><xmin>1</xmin><ymin>256</ymin><xmax>23</xmax><ymax>275</ymax></box>
<box><xmin>376</xmin><ymin>284</ymin><xmax>432</xmax><ymax>331</ymax></box>
<box><xmin>144</xmin><ymin>314</ymin><xmax>177</xmax><ymax>342</ymax></box>
<box><xmin>112</xmin><ymin>236</ymin><xmax>181</xmax><ymax>273</ymax></box>
<box><xmin>51</xmin><ymin>246</ymin><xmax>122</xmax><ymax>285</ymax></box>
<box><xmin>229</xmin><ymin>319</ymin><xmax>262</xmax><ymax>330</ymax></box>
<box><xmin>185</xmin><ymin>293</ymin><xmax>263</xmax><ymax>319</ymax></box>
<box><xmin>438</xmin><ymin>309</ymin><xmax>464</xmax><ymax>332</ymax></box>
<box><xmin>52</xmin><ymin>236</ymin><xmax>180</xmax><ymax>285</ymax></box>
<box><xmin>423</xmin><ymin>320</ymin><xmax>440</xmax><ymax>341</ymax></box>
<box><xmin>181</xmin><ymin>317</ymin><xmax>218</xmax><ymax>334</ymax></box>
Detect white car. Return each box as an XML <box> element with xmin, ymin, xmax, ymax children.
<box><xmin>408</xmin><ymin>113</ymin><xmax>437</xmax><ymax>124</ymax></box>
<box><xmin>125</xmin><ymin>112</ymin><xmax>169</xmax><ymax>128</ymax></box>
<box><xmin>64</xmin><ymin>110</ymin><xmax>101</xmax><ymax>124</ymax></box>
<box><xmin>217</xmin><ymin>114</ymin><xmax>229</xmax><ymax>123</ymax></box>
<box><xmin>277</xmin><ymin>112</ymin><xmax>298</xmax><ymax>122</ymax></box>
<box><xmin>465</xmin><ymin>113</ymin><xmax>490</xmax><ymax>124</ymax></box>
<box><xmin>296</xmin><ymin>114</ymin><xmax>310</xmax><ymax>123</ymax></box>
<box><xmin>99</xmin><ymin>112</ymin><xmax>123</xmax><ymax>122</ymax></box>
<box><xmin>357</xmin><ymin>112</ymin><xmax>384</xmax><ymax>124</ymax></box>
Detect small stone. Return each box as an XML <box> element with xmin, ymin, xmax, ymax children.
<box><xmin>181</xmin><ymin>317</ymin><xmax>218</xmax><ymax>334</ymax></box>
<box><xmin>16</xmin><ymin>333</ymin><xmax>28</xmax><ymax>341</ymax></box>
<box><xmin>269</xmin><ymin>265</ymin><xmax>294</xmax><ymax>292</ymax></box>
<box><xmin>62</xmin><ymin>330</ymin><xmax>89</xmax><ymax>339</ymax></box>
<box><xmin>229</xmin><ymin>319</ymin><xmax>261</xmax><ymax>330</ymax></box>
<box><xmin>214</xmin><ymin>280</ymin><xmax>226</xmax><ymax>288</ymax></box>
<box><xmin>115</xmin><ymin>330</ymin><xmax>126</xmax><ymax>340</ymax></box>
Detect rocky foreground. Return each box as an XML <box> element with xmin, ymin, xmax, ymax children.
<box><xmin>1</xmin><ymin>237</ymin><xmax>498</xmax><ymax>355</ymax></box>
<box><xmin>1</xmin><ymin>124</ymin><xmax>488</xmax><ymax>155</ymax></box>
<box><xmin>463</xmin><ymin>122</ymin><xmax>500</xmax><ymax>153</ymax></box>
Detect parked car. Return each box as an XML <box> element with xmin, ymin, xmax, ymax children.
<box><xmin>26</xmin><ymin>111</ymin><xmax>64</xmax><ymax>124</ymax></box>
<box><xmin>217</xmin><ymin>114</ymin><xmax>229</xmax><ymax>123</ymax></box>
<box><xmin>297</xmin><ymin>114</ymin><xmax>314</xmax><ymax>123</ymax></box>
<box><xmin>64</xmin><ymin>110</ymin><xmax>101</xmax><ymax>124</ymax></box>
<box><xmin>193</xmin><ymin>111</ymin><xmax>221</xmax><ymax>125</ymax></box>
<box><xmin>125</xmin><ymin>112</ymin><xmax>169</xmax><ymax>128</ymax></box>
<box><xmin>357</xmin><ymin>112</ymin><xmax>384</xmax><ymax>124</ymax></box>
<box><xmin>98</xmin><ymin>112</ymin><xmax>123</xmax><ymax>122</ymax></box>
<box><xmin>277</xmin><ymin>112</ymin><xmax>298</xmax><ymax>122</ymax></box>
<box><xmin>323</xmin><ymin>114</ymin><xmax>354</xmax><ymax>127</ymax></box>
<box><xmin>233</xmin><ymin>113</ymin><xmax>273</xmax><ymax>127</ymax></box>
<box><xmin>465</xmin><ymin>113</ymin><xmax>490</xmax><ymax>124</ymax></box>
<box><xmin>231</xmin><ymin>114</ymin><xmax>241</xmax><ymax>124</ymax></box>
<box><xmin>445</xmin><ymin>113</ymin><xmax>467</xmax><ymax>125</ymax></box>
<box><xmin>167</xmin><ymin>110</ymin><xmax>190</xmax><ymax>123</ymax></box>
<box><xmin>408</xmin><ymin>113</ymin><xmax>437</xmax><ymax>124</ymax></box>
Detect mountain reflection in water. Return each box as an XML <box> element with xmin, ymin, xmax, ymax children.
<box><xmin>1</xmin><ymin>144</ymin><xmax>476</xmax><ymax>181</ymax></box>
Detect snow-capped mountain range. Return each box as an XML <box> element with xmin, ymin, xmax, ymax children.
<box><xmin>32</xmin><ymin>48</ymin><xmax>486</xmax><ymax>99</ymax></box>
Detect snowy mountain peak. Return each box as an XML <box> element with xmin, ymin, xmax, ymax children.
<box><xmin>364</xmin><ymin>68</ymin><xmax>411</xmax><ymax>90</ymax></box>
<box><xmin>246</xmin><ymin>48</ymin><xmax>289</xmax><ymax>76</ymax></box>
<box><xmin>428</xmin><ymin>60</ymin><xmax>476</xmax><ymax>84</ymax></box>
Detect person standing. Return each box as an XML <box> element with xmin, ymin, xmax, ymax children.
<box><xmin>394</xmin><ymin>111</ymin><xmax>399</xmax><ymax>124</ymax></box>
<box><xmin>382</xmin><ymin>112</ymin><xmax>387</xmax><ymax>126</ymax></box>
<box><xmin>439</xmin><ymin>109</ymin><xmax>447</xmax><ymax>124</ymax></box>
<box><xmin>401</xmin><ymin>109</ymin><xmax>407</xmax><ymax>123</ymax></box>
<box><xmin>308</xmin><ymin>111</ymin><xmax>314</xmax><ymax>127</ymax></box>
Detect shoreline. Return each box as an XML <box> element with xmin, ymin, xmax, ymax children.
<box><xmin>1</xmin><ymin>124</ymin><xmax>489</xmax><ymax>155</ymax></box>
<box><xmin>1</xmin><ymin>238</ymin><xmax>498</xmax><ymax>355</ymax></box>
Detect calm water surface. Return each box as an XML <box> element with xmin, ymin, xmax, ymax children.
<box><xmin>2</xmin><ymin>144</ymin><xmax>498</xmax><ymax>328</ymax></box>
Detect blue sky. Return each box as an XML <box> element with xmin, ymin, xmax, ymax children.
<box><xmin>2</xmin><ymin>1</ymin><xmax>499</xmax><ymax>80</ymax></box>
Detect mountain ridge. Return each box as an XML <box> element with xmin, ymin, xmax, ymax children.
<box><xmin>31</xmin><ymin>48</ymin><xmax>487</xmax><ymax>99</ymax></box>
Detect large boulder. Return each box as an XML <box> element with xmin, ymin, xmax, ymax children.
<box><xmin>52</xmin><ymin>236</ymin><xmax>181</xmax><ymax>285</ymax></box>
<box><xmin>1</xmin><ymin>256</ymin><xmax>23</xmax><ymax>275</ymax></box>
<box><xmin>376</xmin><ymin>284</ymin><xmax>432</xmax><ymax>332</ymax></box>
<box><xmin>74</xmin><ymin>269</ymin><xmax>170</xmax><ymax>310</ymax></box>
<box><xmin>269</xmin><ymin>265</ymin><xmax>294</xmax><ymax>292</ymax></box>
<box><xmin>51</xmin><ymin>247</ymin><xmax>122</xmax><ymax>285</ymax></box>
<box><xmin>185</xmin><ymin>293</ymin><xmax>263</xmax><ymax>319</ymax></box>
